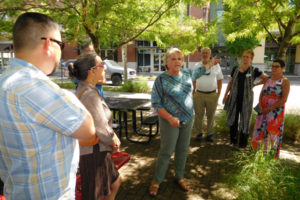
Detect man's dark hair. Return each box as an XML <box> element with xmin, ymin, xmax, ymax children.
<box><xmin>13</xmin><ymin>12</ymin><xmax>59</xmax><ymax>52</ymax></box>
<box><xmin>273</xmin><ymin>59</ymin><xmax>285</xmax><ymax>68</ymax></box>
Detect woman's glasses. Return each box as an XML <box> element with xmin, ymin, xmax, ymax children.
<box><xmin>271</xmin><ymin>64</ymin><xmax>281</xmax><ymax>69</ymax></box>
<box><xmin>41</xmin><ymin>37</ymin><xmax>64</xmax><ymax>50</ymax></box>
<box><xmin>91</xmin><ymin>62</ymin><xmax>106</xmax><ymax>70</ymax></box>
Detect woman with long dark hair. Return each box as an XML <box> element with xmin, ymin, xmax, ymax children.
<box><xmin>69</xmin><ymin>52</ymin><xmax>121</xmax><ymax>200</ymax></box>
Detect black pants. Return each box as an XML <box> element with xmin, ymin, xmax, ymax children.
<box><xmin>0</xmin><ymin>178</ymin><xmax>3</xmax><ymax>195</ymax></box>
<box><xmin>230</xmin><ymin>105</ymin><xmax>249</xmax><ymax>148</ymax></box>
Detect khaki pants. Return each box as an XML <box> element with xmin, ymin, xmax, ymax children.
<box><xmin>193</xmin><ymin>91</ymin><xmax>219</xmax><ymax>137</ymax></box>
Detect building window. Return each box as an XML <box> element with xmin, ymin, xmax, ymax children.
<box><xmin>137</xmin><ymin>40</ymin><xmax>151</xmax><ymax>47</ymax></box>
<box><xmin>100</xmin><ymin>49</ymin><xmax>118</xmax><ymax>61</ymax></box>
<box><xmin>137</xmin><ymin>40</ymin><xmax>167</xmax><ymax>72</ymax></box>
<box><xmin>217</xmin><ymin>10</ymin><xmax>224</xmax><ymax>22</ymax></box>
<box><xmin>202</xmin><ymin>8</ymin><xmax>207</xmax><ymax>19</ymax></box>
<box><xmin>137</xmin><ymin>49</ymin><xmax>151</xmax><ymax>72</ymax></box>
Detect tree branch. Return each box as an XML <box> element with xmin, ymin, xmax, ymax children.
<box><xmin>254</xmin><ymin>2</ymin><xmax>279</xmax><ymax>45</ymax></box>
<box><xmin>259</xmin><ymin>18</ymin><xmax>279</xmax><ymax>45</ymax></box>
<box><xmin>102</xmin><ymin>0</ymin><xmax>180</xmax><ymax>59</ymax></box>
<box><xmin>274</xmin><ymin>17</ymin><xmax>283</xmax><ymax>37</ymax></box>
<box><xmin>291</xmin><ymin>30</ymin><xmax>300</xmax><ymax>37</ymax></box>
<box><xmin>115</xmin><ymin>0</ymin><xmax>180</xmax><ymax>48</ymax></box>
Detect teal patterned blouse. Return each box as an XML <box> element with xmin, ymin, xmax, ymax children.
<box><xmin>151</xmin><ymin>66</ymin><xmax>207</xmax><ymax>123</ymax></box>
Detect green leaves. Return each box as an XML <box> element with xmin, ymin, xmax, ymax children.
<box><xmin>222</xmin><ymin>0</ymin><xmax>300</xmax><ymax>59</ymax></box>
<box><xmin>0</xmin><ymin>0</ymin><xmax>218</xmax><ymax>55</ymax></box>
<box><xmin>225</xmin><ymin>37</ymin><xmax>260</xmax><ymax>57</ymax></box>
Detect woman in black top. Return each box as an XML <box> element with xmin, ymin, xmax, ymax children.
<box><xmin>223</xmin><ymin>49</ymin><xmax>268</xmax><ymax>148</ymax></box>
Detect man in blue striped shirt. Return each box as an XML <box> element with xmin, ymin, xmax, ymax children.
<box><xmin>0</xmin><ymin>12</ymin><xmax>96</xmax><ymax>199</ymax></box>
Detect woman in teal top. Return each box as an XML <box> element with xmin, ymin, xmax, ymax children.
<box><xmin>149</xmin><ymin>47</ymin><xmax>214</xmax><ymax>196</ymax></box>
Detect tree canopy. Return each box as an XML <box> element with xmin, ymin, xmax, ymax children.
<box><xmin>225</xmin><ymin>36</ymin><xmax>260</xmax><ymax>57</ymax></box>
<box><xmin>222</xmin><ymin>0</ymin><xmax>300</xmax><ymax>60</ymax></box>
<box><xmin>0</xmin><ymin>0</ymin><xmax>217</xmax><ymax>55</ymax></box>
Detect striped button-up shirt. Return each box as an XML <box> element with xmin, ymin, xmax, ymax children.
<box><xmin>0</xmin><ymin>58</ymin><xmax>88</xmax><ymax>200</ymax></box>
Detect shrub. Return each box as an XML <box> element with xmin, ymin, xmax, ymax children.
<box><xmin>120</xmin><ymin>80</ymin><xmax>150</xmax><ymax>93</ymax></box>
<box><xmin>54</xmin><ymin>80</ymin><xmax>76</xmax><ymax>89</ymax></box>
<box><xmin>215</xmin><ymin>110</ymin><xmax>229</xmax><ymax>134</ymax></box>
<box><xmin>216</xmin><ymin>110</ymin><xmax>300</xmax><ymax>143</ymax></box>
<box><xmin>284</xmin><ymin>113</ymin><xmax>300</xmax><ymax>142</ymax></box>
<box><xmin>54</xmin><ymin>78</ymin><xmax>151</xmax><ymax>93</ymax></box>
<box><xmin>215</xmin><ymin>110</ymin><xmax>257</xmax><ymax>134</ymax></box>
<box><xmin>225</xmin><ymin>150</ymin><xmax>300</xmax><ymax>200</ymax></box>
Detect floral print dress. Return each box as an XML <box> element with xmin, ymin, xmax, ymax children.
<box><xmin>252</xmin><ymin>78</ymin><xmax>285</xmax><ymax>158</ymax></box>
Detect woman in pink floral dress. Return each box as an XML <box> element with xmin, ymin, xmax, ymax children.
<box><xmin>252</xmin><ymin>59</ymin><xmax>290</xmax><ymax>158</ymax></box>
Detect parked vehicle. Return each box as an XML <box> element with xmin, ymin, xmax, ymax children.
<box><xmin>64</xmin><ymin>59</ymin><xmax>136</xmax><ymax>85</ymax></box>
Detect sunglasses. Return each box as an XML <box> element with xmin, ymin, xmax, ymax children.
<box><xmin>41</xmin><ymin>37</ymin><xmax>65</xmax><ymax>50</ymax></box>
<box><xmin>271</xmin><ymin>64</ymin><xmax>281</xmax><ymax>69</ymax></box>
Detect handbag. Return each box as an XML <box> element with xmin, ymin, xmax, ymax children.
<box><xmin>112</xmin><ymin>151</ymin><xmax>131</xmax><ymax>169</ymax></box>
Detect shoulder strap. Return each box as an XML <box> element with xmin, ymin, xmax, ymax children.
<box><xmin>76</xmin><ymin>87</ymin><xmax>100</xmax><ymax>146</ymax></box>
<box><xmin>77</xmin><ymin>88</ymin><xmax>88</xmax><ymax>99</ymax></box>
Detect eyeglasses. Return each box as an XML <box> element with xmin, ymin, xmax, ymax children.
<box><xmin>91</xmin><ymin>62</ymin><xmax>105</xmax><ymax>70</ymax></box>
<box><xmin>271</xmin><ymin>64</ymin><xmax>281</xmax><ymax>69</ymax></box>
<box><xmin>41</xmin><ymin>37</ymin><xmax>65</xmax><ymax>50</ymax></box>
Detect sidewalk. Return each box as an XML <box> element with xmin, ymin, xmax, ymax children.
<box><xmin>102</xmin><ymin>77</ymin><xmax>300</xmax><ymax>114</ymax></box>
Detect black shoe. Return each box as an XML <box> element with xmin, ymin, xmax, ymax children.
<box><xmin>206</xmin><ymin>135</ymin><xmax>214</xmax><ymax>142</ymax></box>
<box><xmin>196</xmin><ymin>133</ymin><xmax>203</xmax><ymax>141</ymax></box>
<box><xmin>239</xmin><ymin>144</ymin><xmax>248</xmax><ymax>149</ymax></box>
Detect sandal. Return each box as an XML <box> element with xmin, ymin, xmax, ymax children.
<box><xmin>149</xmin><ymin>182</ymin><xmax>159</xmax><ymax>197</ymax></box>
<box><xmin>175</xmin><ymin>178</ymin><xmax>190</xmax><ymax>191</ymax></box>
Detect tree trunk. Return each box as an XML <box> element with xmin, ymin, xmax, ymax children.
<box><xmin>276</xmin><ymin>39</ymin><xmax>290</xmax><ymax>62</ymax></box>
<box><xmin>91</xmin><ymin>36</ymin><xmax>101</xmax><ymax>55</ymax></box>
<box><xmin>122</xmin><ymin>44</ymin><xmax>128</xmax><ymax>82</ymax></box>
<box><xmin>276</xmin><ymin>17</ymin><xmax>296</xmax><ymax>62</ymax></box>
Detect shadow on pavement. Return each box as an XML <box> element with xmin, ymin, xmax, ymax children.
<box><xmin>116</xmin><ymin>130</ymin><xmax>237</xmax><ymax>200</ymax></box>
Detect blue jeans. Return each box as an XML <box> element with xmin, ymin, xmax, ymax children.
<box><xmin>153</xmin><ymin>116</ymin><xmax>194</xmax><ymax>183</ymax></box>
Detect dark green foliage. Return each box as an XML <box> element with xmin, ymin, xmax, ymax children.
<box><xmin>225</xmin><ymin>37</ymin><xmax>260</xmax><ymax>57</ymax></box>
